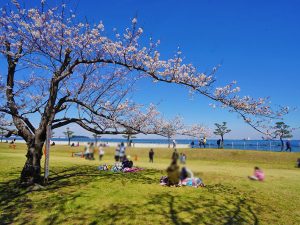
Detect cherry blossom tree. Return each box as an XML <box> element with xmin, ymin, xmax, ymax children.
<box><xmin>0</xmin><ymin>1</ymin><xmax>288</xmax><ymax>184</ymax></box>
<box><xmin>155</xmin><ymin>116</ymin><xmax>184</xmax><ymax>148</ymax></box>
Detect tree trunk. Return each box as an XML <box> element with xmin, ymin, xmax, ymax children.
<box><xmin>20</xmin><ymin>139</ymin><xmax>44</xmax><ymax>185</ymax></box>
<box><xmin>280</xmin><ymin>138</ymin><xmax>284</xmax><ymax>151</ymax></box>
<box><xmin>68</xmin><ymin>137</ymin><xmax>71</xmax><ymax>145</ymax></box>
<box><xmin>221</xmin><ymin>135</ymin><xmax>224</xmax><ymax>149</ymax></box>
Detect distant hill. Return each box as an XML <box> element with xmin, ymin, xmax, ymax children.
<box><xmin>72</xmin><ymin>135</ymin><xmax>91</xmax><ymax>139</ymax></box>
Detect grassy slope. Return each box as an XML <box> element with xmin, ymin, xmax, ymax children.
<box><xmin>0</xmin><ymin>143</ymin><xmax>299</xmax><ymax>225</ymax></box>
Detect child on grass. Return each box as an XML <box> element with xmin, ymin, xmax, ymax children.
<box><xmin>248</xmin><ymin>167</ymin><xmax>265</xmax><ymax>181</ymax></box>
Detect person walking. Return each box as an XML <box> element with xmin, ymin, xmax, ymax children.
<box><xmin>149</xmin><ymin>148</ymin><xmax>154</xmax><ymax>163</ymax></box>
<box><xmin>286</xmin><ymin>140</ymin><xmax>292</xmax><ymax>152</ymax></box>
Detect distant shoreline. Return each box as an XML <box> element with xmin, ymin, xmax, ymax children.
<box><xmin>4</xmin><ymin>138</ymin><xmax>300</xmax><ymax>152</ymax></box>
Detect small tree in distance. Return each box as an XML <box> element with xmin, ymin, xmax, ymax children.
<box><xmin>122</xmin><ymin>128</ymin><xmax>136</xmax><ymax>147</ymax></box>
<box><xmin>93</xmin><ymin>133</ymin><xmax>101</xmax><ymax>145</ymax></box>
<box><xmin>63</xmin><ymin>127</ymin><xmax>74</xmax><ymax>146</ymax></box>
<box><xmin>213</xmin><ymin>122</ymin><xmax>231</xmax><ymax>148</ymax></box>
<box><xmin>273</xmin><ymin>122</ymin><xmax>293</xmax><ymax>151</ymax></box>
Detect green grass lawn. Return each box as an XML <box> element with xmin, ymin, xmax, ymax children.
<box><xmin>0</xmin><ymin>143</ymin><xmax>299</xmax><ymax>225</ymax></box>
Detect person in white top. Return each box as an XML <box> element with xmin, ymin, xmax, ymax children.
<box><xmin>119</xmin><ymin>142</ymin><xmax>126</xmax><ymax>161</ymax></box>
<box><xmin>172</xmin><ymin>140</ymin><xmax>176</xmax><ymax>148</ymax></box>
<box><xmin>84</xmin><ymin>142</ymin><xmax>90</xmax><ymax>159</ymax></box>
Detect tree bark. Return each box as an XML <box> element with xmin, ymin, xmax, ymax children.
<box><xmin>20</xmin><ymin>138</ymin><xmax>45</xmax><ymax>185</ymax></box>
<box><xmin>280</xmin><ymin>138</ymin><xmax>284</xmax><ymax>151</ymax></box>
<box><xmin>221</xmin><ymin>135</ymin><xmax>224</xmax><ymax>149</ymax></box>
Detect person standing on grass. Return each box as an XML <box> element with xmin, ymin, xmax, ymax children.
<box><xmin>286</xmin><ymin>140</ymin><xmax>292</xmax><ymax>152</ymax></box>
<box><xmin>98</xmin><ymin>144</ymin><xmax>104</xmax><ymax>161</ymax></box>
<box><xmin>115</xmin><ymin>144</ymin><xmax>120</xmax><ymax>162</ymax></box>
<box><xmin>172</xmin><ymin>139</ymin><xmax>177</xmax><ymax>148</ymax></box>
<box><xmin>90</xmin><ymin>143</ymin><xmax>95</xmax><ymax>160</ymax></box>
<box><xmin>190</xmin><ymin>141</ymin><xmax>195</xmax><ymax>148</ymax></box>
<box><xmin>179</xmin><ymin>153</ymin><xmax>183</xmax><ymax>164</ymax></box>
<box><xmin>217</xmin><ymin>139</ymin><xmax>221</xmax><ymax>149</ymax></box>
<box><xmin>199</xmin><ymin>139</ymin><xmax>203</xmax><ymax>148</ymax></box>
<box><xmin>172</xmin><ymin>149</ymin><xmax>179</xmax><ymax>162</ymax></box>
<box><xmin>84</xmin><ymin>142</ymin><xmax>90</xmax><ymax>159</ymax></box>
<box><xmin>149</xmin><ymin>148</ymin><xmax>154</xmax><ymax>163</ymax></box>
<box><xmin>182</xmin><ymin>153</ymin><xmax>187</xmax><ymax>164</ymax></box>
<box><xmin>203</xmin><ymin>137</ymin><xmax>207</xmax><ymax>148</ymax></box>
<box><xmin>119</xmin><ymin>142</ymin><xmax>126</xmax><ymax>161</ymax></box>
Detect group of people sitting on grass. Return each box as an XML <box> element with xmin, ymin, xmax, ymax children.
<box><xmin>160</xmin><ymin>159</ymin><xmax>205</xmax><ymax>188</ymax></box>
<box><xmin>160</xmin><ymin>150</ymin><xmax>205</xmax><ymax>188</ymax></box>
<box><xmin>98</xmin><ymin>153</ymin><xmax>137</xmax><ymax>173</ymax></box>
<box><xmin>160</xmin><ymin>149</ymin><xmax>268</xmax><ymax>187</ymax></box>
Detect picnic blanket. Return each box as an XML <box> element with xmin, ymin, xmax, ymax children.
<box><xmin>160</xmin><ymin>176</ymin><xmax>205</xmax><ymax>188</ymax></box>
<box><xmin>98</xmin><ymin>162</ymin><xmax>143</xmax><ymax>173</ymax></box>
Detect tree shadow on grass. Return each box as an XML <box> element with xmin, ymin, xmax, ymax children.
<box><xmin>0</xmin><ymin>165</ymin><xmax>159</xmax><ymax>224</ymax></box>
<box><xmin>0</xmin><ymin>165</ymin><xmax>260</xmax><ymax>225</ymax></box>
<box><xmin>88</xmin><ymin>188</ymin><xmax>259</xmax><ymax>225</ymax></box>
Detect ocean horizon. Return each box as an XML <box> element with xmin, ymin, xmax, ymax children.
<box><xmin>4</xmin><ymin>136</ymin><xmax>300</xmax><ymax>152</ymax></box>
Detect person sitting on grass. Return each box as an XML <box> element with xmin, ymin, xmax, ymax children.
<box><xmin>248</xmin><ymin>166</ymin><xmax>265</xmax><ymax>181</ymax></box>
<box><xmin>179</xmin><ymin>167</ymin><xmax>194</xmax><ymax>181</ymax></box>
<box><xmin>166</xmin><ymin>159</ymin><xmax>180</xmax><ymax>186</ymax></box>
<box><xmin>179</xmin><ymin>167</ymin><xmax>205</xmax><ymax>188</ymax></box>
<box><xmin>121</xmin><ymin>155</ymin><xmax>133</xmax><ymax>169</ymax></box>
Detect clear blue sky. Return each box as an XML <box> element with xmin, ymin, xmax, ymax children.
<box><xmin>2</xmin><ymin>0</ymin><xmax>300</xmax><ymax>139</ymax></box>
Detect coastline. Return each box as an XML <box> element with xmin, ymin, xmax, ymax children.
<box><xmin>10</xmin><ymin>139</ymin><xmax>190</xmax><ymax>149</ymax></box>
<box><xmin>7</xmin><ymin>139</ymin><xmax>300</xmax><ymax>151</ymax></box>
